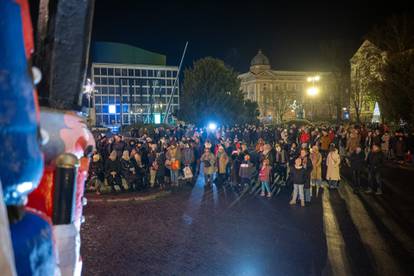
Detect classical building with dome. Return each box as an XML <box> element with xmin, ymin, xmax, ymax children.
<box><xmin>239</xmin><ymin>50</ymin><xmax>335</xmax><ymax>122</ymax></box>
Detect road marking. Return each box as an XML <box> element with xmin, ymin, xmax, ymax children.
<box><xmin>339</xmin><ymin>183</ymin><xmax>403</xmax><ymax>275</ymax></box>
<box><xmin>322</xmin><ymin>188</ymin><xmax>352</xmax><ymax>276</ymax></box>
<box><xmin>346</xmin><ymin>184</ymin><xmax>414</xmax><ymax>257</ymax></box>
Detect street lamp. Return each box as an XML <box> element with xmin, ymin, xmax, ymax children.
<box><xmin>305</xmin><ymin>75</ymin><xmax>321</xmax><ymax>120</ymax></box>
<box><xmin>307</xmin><ymin>87</ymin><xmax>319</xmax><ymax>96</ymax></box>
<box><xmin>83</xmin><ymin>78</ymin><xmax>96</xmax><ymax>125</ymax></box>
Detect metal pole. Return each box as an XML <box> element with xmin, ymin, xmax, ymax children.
<box><xmin>163</xmin><ymin>41</ymin><xmax>188</xmax><ymax>124</ymax></box>
<box><xmin>120</xmin><ymin>80</ymin><xmax>123</xmax><ymax>131</ymax></box>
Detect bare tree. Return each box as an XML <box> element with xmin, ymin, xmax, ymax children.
<box><xmin>351</xmin><ymin>69</ymin><xmax>364</xmax><ymax>123</ymax></box>
<box><xmin>320</xmin><ymin>40</ymin><xmax>352</xmax><ymax>122</ymax></box>
<box><xmin>262</xmin><ymin>89</ymin><xmax>293</xmax><ymax>123</ymax></box>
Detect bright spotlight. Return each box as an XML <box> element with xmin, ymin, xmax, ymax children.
<box><xmin>307</xmin><ymin>87</ymin><xmax>319</xmax><ymax>96</ymax></box>
<box><xmin>208</xmin><ymin>122</ymin><xmax>217</xmax><ymax>131</ymax></box>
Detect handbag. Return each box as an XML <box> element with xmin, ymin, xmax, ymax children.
<box><xmin>183</xmin><ymin>166</ymin><xmax>193</xmax><ymax>179</ymax></box>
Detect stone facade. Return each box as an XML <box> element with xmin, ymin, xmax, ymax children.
<box><xmin>239</xmin><ymin>50</ymin><xmax>334</xmax><ymax>123</ymax></box>
<box><xmin>349</xmin><ymin>40</ymin><xmax>385</xmax><ymax>122</ymax></box>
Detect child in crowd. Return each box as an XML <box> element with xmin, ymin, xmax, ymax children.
<box><xmin>259</xmin><ymin>159</ymin><xmax>272</xmax><ymax>197</ymax></box>
<box><xmin>289</xmin><ymin>158</ymin><xmax>307</xmax><ymax>207</ymax></box>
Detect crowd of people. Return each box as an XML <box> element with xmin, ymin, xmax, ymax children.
<box><xmin>87</xmin><ymin>123</ymin><xmax>414</xmax><ymax>206</ymax></box>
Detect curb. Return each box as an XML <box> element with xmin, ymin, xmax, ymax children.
<box><xmin>86</xmin><ymin>191</ymin><xmax>171</xmax><ymax>203</ymax></box>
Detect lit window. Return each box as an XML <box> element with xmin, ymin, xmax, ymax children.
<box><xmin>109</xmin><ymin>104</ymin><xmax>116</xmax><ymax>114</ymax></box>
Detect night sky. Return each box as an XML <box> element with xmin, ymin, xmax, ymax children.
<box><xmin>93</xmin><ymin>1</ymin><xmax>410</xmax><ymax>72</ymax></box>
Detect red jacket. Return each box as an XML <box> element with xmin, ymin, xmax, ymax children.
<box><xmin>259</xmin><ymin>166</ymin><xmax>271</xmax><ymax>182</ymax></box>
<box><xmin>299</xmin><ymin>132</ymin><xmax>310</xmax><ymax>144</ymax></box>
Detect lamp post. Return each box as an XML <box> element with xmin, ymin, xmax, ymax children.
<box><xmin>83</xmin><ymin>78</ymin><xmax>96</xmax><ymax>126</ymax></box>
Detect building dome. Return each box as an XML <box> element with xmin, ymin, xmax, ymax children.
<box><xmin>251</xmin><ymin>49</ymin><xmax>270</xmax><ymax>66</ymax></box>
<box><xmin>250</xmin><ymin>49</ymin><xmax>271</xmax><ymax>73</ymax></box>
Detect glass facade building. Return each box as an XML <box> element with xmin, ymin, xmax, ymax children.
<box><xmin>92</xmin><ymin>63</ymin><xmax>179</xmax><ymax>126</ymax></box>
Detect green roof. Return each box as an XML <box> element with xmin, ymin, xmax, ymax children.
<box><xmin>92</xmin><ymin>42</ymin><xmax>166</xmax><ymax>66</ymax></box>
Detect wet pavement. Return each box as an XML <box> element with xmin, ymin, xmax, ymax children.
<box><xmin>81</xmin><ymin>173</ymin><xmax>414</xmax><ymax>276</ymax></box>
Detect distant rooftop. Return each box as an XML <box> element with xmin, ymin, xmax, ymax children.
<box><xmin>92</xmin><ymin>41</ymin><xmax>166</xmax><ymax>66</ymax></box>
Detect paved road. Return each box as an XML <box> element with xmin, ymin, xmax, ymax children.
<box><xmin>81</xmin><ymin>174</ymin><xmax>414</xmax><ymax>276</ymax></box>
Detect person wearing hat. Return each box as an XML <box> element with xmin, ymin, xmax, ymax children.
<box><xmin>238</xmin><ymin>154</ymin><xmax>255</xmax><ymax>190</ymax></box>
<box><xmin>216</xmin><ymin>145</ymin><xmax>229</xmax><ymax>187</ymax></box>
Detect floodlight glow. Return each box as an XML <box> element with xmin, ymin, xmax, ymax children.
<box><xmin>154</xmin><ymin>113</ymin><xmax>161</xmax><ymax>124</ymax></box>
<box><xmin>109</xmin><ymin>104</ymin><xmax>116</xmax><ymax>114</ymax></box>
<box><xmin>208</xmin><ymin>122</ymin><xmax>217</xmax><ymax>131</ymax></box>
<box><xmin>307</xmin><ymin>87</ymin><xmax>319</xmax><ymax>96</ymax></box>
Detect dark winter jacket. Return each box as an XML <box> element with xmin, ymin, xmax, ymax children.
<box><xmin>112</xmin><ymin>141</ymin><xmax>127</xmax><ymax>159</ymax></box>
<box><xmin>349</xmin><ymin>151</ymin><xmax>365</xmax><ymax>171</ymax></box>
<box><xmin>89</xmin><ymin>159</ymin><xmax>104</xmax><ymax>181</ymax></box>
<box><xmin>367</xmin><ymin>151</ymin><xmax>384</xmax><ymax>172</ymax></box>
<box><xmin>275</xmin><ymin>149</ymin><xmax>288</xmax><ymax>165</ymax></box>
<box><xmin>290</xmin><ymin>166</ymin><xmax>307</xmax><ymax>185</ymax></box>
<box><xmin>239</xmin><ymin>161</ymin><xmax>255</xmax><ymax>179</ymax></box>
<box><xmin>181</xmin><ymin>147</ymin><xmax>195</xmax><ymax>166</ymax></box>
<box><xmin>105</xmin><ymin>159</ymin><xmax>121</xmax><ymax>177</ymax></box>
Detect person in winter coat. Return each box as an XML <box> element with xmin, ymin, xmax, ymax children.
<box><xmin>366</xmin><ymin>144</ymin><xmax>385</xmax><ymax>195</ymax></box>
<box><xmin>288</xmin><ymin>142</ymin><xmax>299</xmax><ymax>166</ymax></box>
<box><xmin>120</xmin><ymin>150</ymin><xmax>133</xmax><ymax>191</ymax></box>
<box><xmin>394</xmin><ymin>136</ymin><xmax>406</xmax><ymax>162</ymax></box>
<box><xmin>166</xmin><ymin>144</ymin><xmax>181</xmax><ymax>187</ymax></box>
<box><xmin>238</xmin><ymin>154</ymin><xmax>255</xmax><ymax>189</ymax></box>
<box><xmin>320</xmin><ymin>131</ymin><xmax>331</xmax><ymax>156</ymax></box>
<box><xmin>275</xmin><ymin>143</ymin><xmax>288</xmax><ymax>182</ymax></box>
<box><xmin>381</xmin><ymin>131</ymin><xmax>390</xmax><ymax>159</ymax></box>
<box><xmin>299</xmin><ymin>149</ymin><xmax>313</xmax><ymax>203</ymax></box>
<box><xmin>348</xmin><ymin>146</ymin><xmax>365</xmax><ymax>193</ymax></box>
<box><xmin>310</xmin><ymin>145</ymin><xmax>322</xmax><ymax>197</ymax></box>
<box><xmin>216</xmin><ymin>146</ymin><xmax>229</xmax><ymax>187</ymax></box>
<box><xmin>111</xmin><ymin>135</ymin><xmax>127</xmax><ymax>160</ymax></box>
<box><xmin>181</xmin><ymin>143</ymin><xmax>195</xmax><ymax>183</ymax></box>
<box><xmin>87</xmin><ymin>152</ymin><xmax>104</xmax><ymax>194</ymax></box>
<box><xmin>259</xmin><ymin>159</ymin><xmax>272</xmax><ymax>197</ymax></box>
<box><xmin>131</xmin><ymin>152</ymin><xmax>145</xmax><ymax>190</ymax></box>
<box><xmin>105</xmin><ymin>150</ymin><xmax>123</xmax><ymax>192</ymax></box>
<box><xmin>289</xmin><ymin>158</ymin><xmax>307</xmax><ymax>207</ymax></box>
<box><xmin>156</xmin><ymin>151</ymin><xmax>166</xmax><ymax>190</ymax></box>
<box><xmin>231</xmin><ymin>148</ymin><xmax>243</xmax><ymax>185</ymax></box>
<box><xmin>299</xmin><ymin>128</ymin><xmax>310</xmax><ymax>146</ymax></box>
<box><xmin>346</xmin><ymin>129</ymin><xmax>361</xmax><ymax>155</ymax></box>
<box><xmin>326</xmin><ymin>145</ymin><xmax>341</xmax><ymax>189</ymax></box>
<box><xmin>149</xmin><ymin>159</ymin><xmax>159</xmax><ymax>189</ymax></box>
<box><xmin>201</xmin><ymin>147</ymin><xmax>216</xmax><ymax>186</ymax></box>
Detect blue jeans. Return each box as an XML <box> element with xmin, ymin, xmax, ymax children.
<box><xmin>328</xmin><ymin>180</ymin><xmax>339</xmax><ymax>188</ymax></box>
<box><xmin>170</xmin><ymin>170</ymin><xmax>179</xmax><ymax>185</ymax></box>
<box><xmin>261</xmin><ymin>181</ymin><xmax>271</xmax><ymax>193</ymax></box>
<box><xmin>304</xmin><ymin>188</ymin><xmax>311</xmax><ymax>202</ymax></box>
